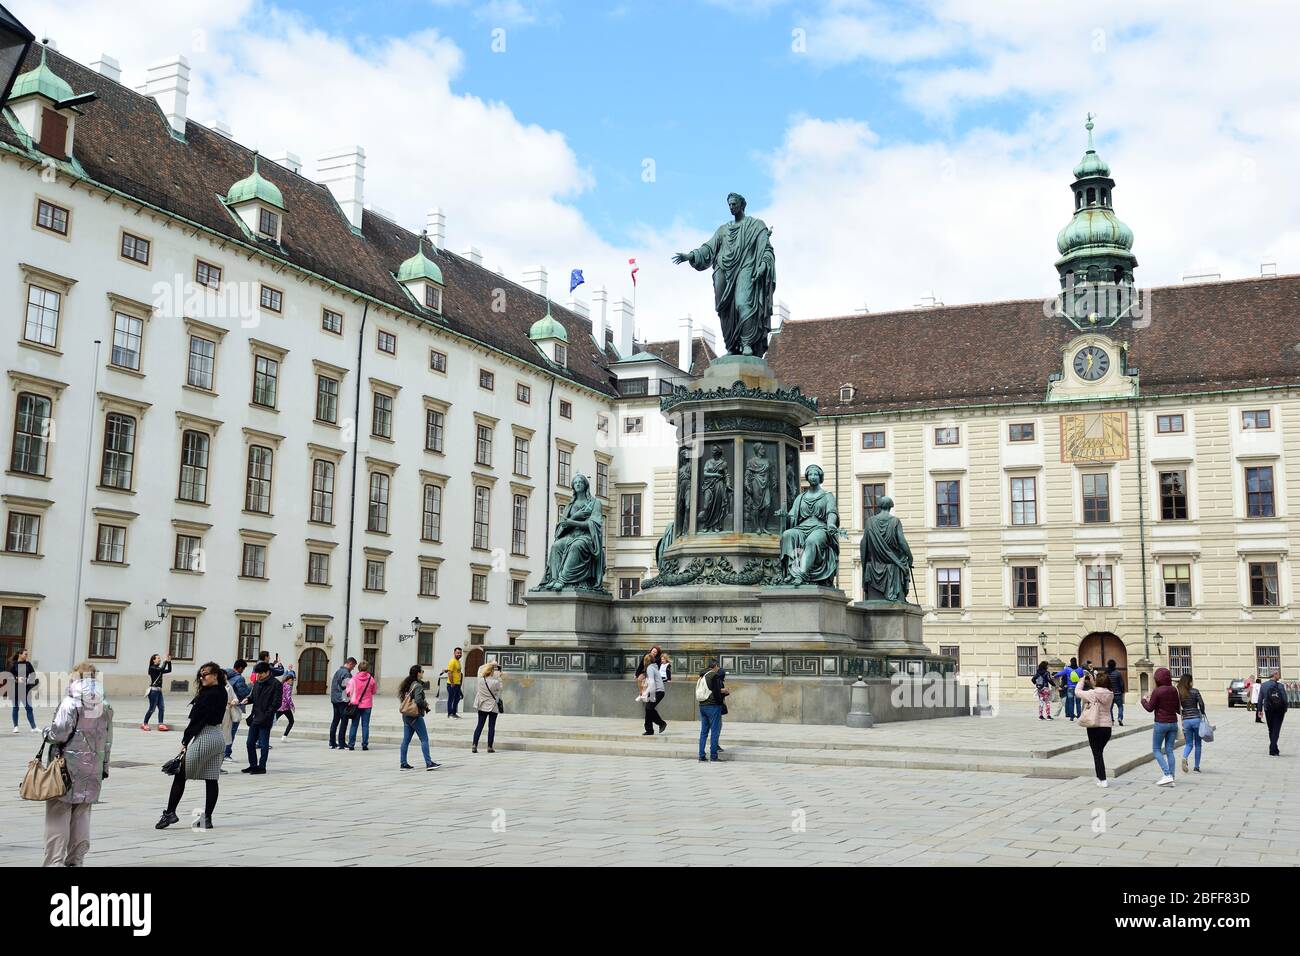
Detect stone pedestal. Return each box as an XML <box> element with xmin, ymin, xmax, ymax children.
<box><xmin>756</xmin><ymin>586</ymin><xmax>855</xmax><ymax>648</ymax></box>
<box><xmin>522</xmin><ymin>590</ymin><xmax>614</xmax><ymax>647</ymax></box>
<box><xmin>849</xmin><ymin>600</ymin><xmax>929</xmax><ymax>653</ymax></box>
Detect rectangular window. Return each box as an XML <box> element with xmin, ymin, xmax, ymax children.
<box><xmin>121</xmin><ymin>232</ymin><xmax>150</xmax><ymax>265</ymax></box>
<box><xmin>1256</xmin><ymin>645</ymin><xmax>1281</xmax><ymax>674</ymax></box>
<box><xmin>1159</xmin><ymin>470</ymin><xmax>1188</xmax><ymax>520</ymax></box>
<box><xmin>178</xmin><ymin>431</ymin><xmax>210</xmax><ymax>502</ymax></box>
<box><xmin>89</xmin><ymin>611</ymin><xmax>119</xmax><ymax>659</ymax></box>
<box><xmin>417</xmin><ymin>629</ymin><xmax>434</xmax><ymax>666</ymax></box>
<box><xmin>238</xmin><ymin>620</ymin><xmax>263</xmax><ymax>660</ymax></box>
<box><xmin>259</xmin><ymin>285</ymin><xmax>282</xmax><ymax>313</ymax></box>
<box><xmin>377</xmin><ymin>329</ymin><xmax>397</xmax><ymax>355</ymax></box>
<box><xmin>861</xmin><ymin>431</ymin><xmax>886</xmax><ymax>450</ymax></box>
<box><xmin>419</xmin><ymin>566</ymin><xmax>439</xmax><ymax>597</ymax></box>
<box><xmin>1016</xmin><ymin>645</ymin><xmax>1038</xmax><ymax>677</ymax></box>
<box><xmin>425</xmin><ymin>285</ymin><xmax>443</xmax><ymax>312</ymax></box>
<box><xmin>558</xmin><ymin>449</ymin><xmax>572</xmax><ymax>488</ymax></box>
<box><xmin>371</xmin><ymin>392</ymin><xmax>393</xmax><ymax>439</ymax></box>
<box><xmin>252</xmin><ymin>355</ymin><xmax>279</xmax><ymax>408</ymax></box>
<box><xmin>1008</xmin><ymin>422</ymin><xmax>1035</xmax><ymax>442</ymax></box>
<box><xmin>1086</xmin><ymin>564</ymin><xmax>1114</xmax><ymax>607</ymax></box>
<box><xmin>559</xmin><ymin>400</ymin><xmax>573</xmax><ymax>420</ymax></box>
<box><xmin>619</xmin><ymin>577</ymin><xmax>641</xmax><ymax>600</ymax></box>
<box><xmin>307</xmin><ymin>552</ymin><xmax>330</xmax><ymax>586</ymax></box>
<box><xmin>596</xmin><ymin>461</ymin><xmax>610</xmax><ymax>499</ymax></box>
<box><xmin>512</xmin><ymin>494</ymin><xmax>528</xmax><ymax>555</ymax></box>
<box><xmin>255</xmin><ymin>207</ymin><xmax>278</xmax><ymax>238</ymax></box>
<box><xmin>624</xmin><ymin>417</ymin><xmax>643</xmax><ymax>435</ymax></box>
<box><xmin>473</xmin><ymin>486</ymin><xmax>491</xmax><ymax>549</ymax></box>
<box><xmin>1082</xmin><ymin>473</ymin><xmax>1110</xmax><ymax>523</ymax></box>
<box><xmin>241</xmin><ymin>543</ymin><xmax>267</xmax><ymax>579</ymax></box>
<box><xmin>510</xmin><ymin>578</ymin><xmax>527</xmax><ymax>605</ymax></box>
<box><xmin>1010</xmin><ymin>476</ymin><xmax>1037</xmax><ymax>526</ymax></box>
<box><xmin>315</xmin><ymin>375</ymin><xmax>339</xmax><ymax>424</ymax></box>
<box><xmin>516</xmin><ymin>382</ymin><xmax>531</xmax><ymax>404</ymax></box>
<box><xmin>311</xmin><ymin>460</ymin><xmax>335</xmax><ymax>523</ymax></box>
<box><xmin>1245</xmin><ymin>466</ymin><xmax>1276</xmax><ymax>518</ymax></box>
<box><xmin>36</xmin><ymin>199</ymin><xmax>69</xmax><ymax>235</ymax></box>
<box><xmin>937</xmin><ymin>568</ymin><xmax>961</xmax><ymax>609</ymax></box>
<box><xmin>939</xmin><ymin>645</ymin><xmax>960</xmax><ymax>671</ymax></box>
<box><xmin>555</xmin><ymin>343</ymin><xmax>568</xmax><ymax>368</ymax></box>
<box><xmin>195</xmin><ymin>260</ymin><xmax>222</xmax><ymax>289</ymax></box>
<box><xmin>621</xmin><ymin>378</ymin><xmax>649</xmax><ymax>398</ymax></box>
<box><xmin>187</xmin><ymin>335</ymin><xmax>215</xmax><ymax>390</ymax></box>
<box><xmin>861</xmin><ymin>482</ymin><xmax>885</xmax><ymax>526</ymax></box>
<box><xmin>305</xmin><ymin>624</ymin><xmax>325</xmax><ymax>644</ymax></box>
<box><xmin>322</xmin><ymin>308</ymin><xmax>343</xmax><ymax>335</ymax></box>
<box><xmin>174</xmin><ymin>534</ymin><xmax>202</xmax><ymax>572</ymax></box>
<box><xmin>4</xmin><ymin>513</ymin><xmax>39</xmax><ymax>554</ymax></box>
<box><xmin>479</xmin><ymin>369</ymin><xmax>495</xmax><ymax>391</ymax></box>
<box><xmin>935</xmin><ymin>479</ymin><xmax>961</xmax><ymax>527</ymax></box>
<box><xmin>365</xmin><ymin>559</ymin><xmax>385</xmax><ymax>591</ymax></box>
<box><xmin>476</xmin><ymin>424</ymin><xmax>493</xmax><ymax>466</ymax></box>
<box><xmin>421</xmin><ymin>483</ymin><xmax>442</xmax><ymax>541</ymax></box>
<box><xmin>514</xmin><ymin>436</ymin><xmax>530</xmax><ymax>476</ymax></box>
<box><xmin>110</xmin><ymin>313</ymin><xmax>144</xmax><ymax>370</ymax></box>
<box><xmin>11</xmin><ymin>393</ymin><xmax>52</xmax><ymax>476</ymax></box>
<box><xmin>1168</xmin><ymin>645</ymin><xmax>1192</xmax><ymax>679</ymax></box>
<box><xmin>1156</xmin><ymin>413</ymin><xmax>1184</xmax><ymax>434</ymax></box>
<box><xmin>1013</xmin><ymin>566</ymin><xmax>1039</xmax><ymax>608</ymax></box>
<box><xmin>471</xmin><ymin>572</ymin><xmax>488</xmax><ymax>603</ymax></box>
<box><xmin>95</xmin><ymin>524</ymin><xmax>126</xmax><ymax>563</ymax></box>
<box><xmin>801</xmin><ymin>435</ymin><xmax>815</xmax><ymax>453</ymax></box>
<box><xmin>1249</xmin><ymin>562</ymin><xmax>1280</xmax><ymax>607</ymax></box>
<box><xmin>429</xmin><ymin>349</ymin><xmax>447</xmax><ymax>373</ymax></box>
<box><xmin>24</xmin><ymin>285</ymin><xmax>61</xmax><ymax>348</ymax></box>
<box><xmin>935</xmin><ymin>426</ymin><xmax>960</xmax><ymax>446</ymax></box>
<box><xmin>244</xmin><ymin>445</ymin><xmax>273</xmax><ymax>513</ymax></box>
<box><xmin>368</xmin><ymin>473</ymin><xmax>390</xmax><ymax>533</ymax></box>
<box><xmin>1162</xmin><ymin>563</ymin><xmax>1192</xmax><ymax>608</ymax></box>
<box><xmin>620</xmin><ymin>493</ymin><xmax>642</xmax><ymax>537</ymax></box>
<box><xmin>425</xmin><ymin>409</ymin><xmax>445</xmax><ymax>453</ymax></box>
<box><xmin>1242</xmin><ymin>409</ymin><xmax>1272</xmax><ymax>431</ymax></box>
<box><xmin>100</xmin><ymin>413</ymin><xmax>136</xmax><ymax>490</ymax></box>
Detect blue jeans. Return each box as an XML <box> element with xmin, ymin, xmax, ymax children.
<box><xmin>246</xmin><ymin>724</ymin><xmax>271</xmax><ymax>769</ymax></box>
<box><xmin>225</xmin><ymin>719</ymin><xmax>240</xmax><ymax>758</ymax></box>
<box><xmin>143</xmin><ymin>688</ymin><xmax>165</xmax><ymax>724</ymax></box>
<box><xmin>1110</xmin><ymin>694</ymin><xmax>1124</xmax><ymax>723</ymax></box>
<box><xmin>1065</xmin><ymin>689</ymin><xmax>1079</xmax><ymax>719</ymax></box>
<box><xmin>12</xmin><ymin>691</ymin><xmax>35</xmax><ymax>729</ymax></box>
<box><xmin>348</xmin><ymin>708</ymin><xmax>372</xmax><ymax>748</ymax></box>
<box><xmin>699</xmin><ymin>704</ymin><xmax>723</xmax><ymax>759</ymax></box>
<box><xmin>1152</xmin><ymin>721</ymin><xmax>1178</xmax><ymax>776</ymax></box>
<box><xmin>1182</xmin><ymin>717</ymin><xmax>1202</xmax><ymax>768</ymax></box>
<box><xmin>447</xmin><ymin>683</ymin><xmax>463</xmax><ymax>716</ymax></box>
<box><xmin>401</xmin><ymin>715</ymin><xmax>431</xmax><ymax>766</ymax></box>
<box><xmin>329</xmin><ymin>701</ymin><xmax>348</xmax><ymax>746</ymax></box>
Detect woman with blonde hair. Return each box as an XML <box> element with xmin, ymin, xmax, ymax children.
<box><xmin>471</xmin><ymin>661</ymin><xmax>503</xmax><ymax>754</ymax></box>
<box><xmin>43</xmin><ymin>661</ymin><xmax>113</xmax><ymax>866</ymax></box>
<box><xmin>1177</xmin><ymin>672</ymin><xmax>1207</xmax><ymax>774</ymax></box>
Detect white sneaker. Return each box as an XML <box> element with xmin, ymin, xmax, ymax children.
<box><xmin>10</xmin><ymin>727</ymin><xmax>18</xmax><ymax>734</ymax></box>
<box><xmin>1157</xmin><ymin>775</ymin><xmax>1175</xmax><ymax>787</ymax></box>
<box><xmin>30</xmin><ymin>727</ymin><xmax>40</xmax><ymax>733</ymax></box>
<box><xmin>1096</xmin><ymin>779</ymin><xmax>1109</xmax><ymax>788</ymax></box>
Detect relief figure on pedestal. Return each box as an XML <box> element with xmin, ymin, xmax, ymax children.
<box><xmin>674</xmin><ymin>445</ymin><xmax>692</xmax><ymax>535</ymax></box>
<box><xmin>860</xmin><ymin>495</ymin><xmax>914</xmax><ymax>602</ymax></box>
<box><xmin>536</xmin><ymin>474</ymin><xmax>606</xmax><ymax>591</ymax></box>
<box><xmin>777</xmin><ymin>464</ymin><xmax>839</xmax><ymax>586</ymax></box>
<box><xmin>743</xmin><ymin>442</ymin><xmax>777</xmax><ymax>533</ymax></box>
<box><xmin>785</xmin><ymin>446</ymin><xmax>799</xmax><ymax>511</ymax></box>
<box><xmin>696</xmin><ymin>444</ymin><xmax>733</xmax><ymax>533</ymax></box>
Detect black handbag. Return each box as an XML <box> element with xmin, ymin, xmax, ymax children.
<box><xmin>161</xmin><ymin>750</ymin><xmax>185</xmax><ymax>776</ymax></box>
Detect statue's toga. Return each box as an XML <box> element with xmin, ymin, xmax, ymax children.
<box><xmin>673</xmin><ymin>192</ymin><xmax>776</xmax><ymax>357</ymax></box>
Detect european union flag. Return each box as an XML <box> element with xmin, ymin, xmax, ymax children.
<box><xmin>570</xmin><ymin>269</ymin><xmax>585</xmax><ymax>293</ymax></box>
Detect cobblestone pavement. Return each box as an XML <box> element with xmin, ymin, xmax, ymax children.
<box><xmin>1</xmin><ymin>702</ymin><xmax>1294</xmax><ymax>866</ymax></box>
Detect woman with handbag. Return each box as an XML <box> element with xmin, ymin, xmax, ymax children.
<box><xmin>1075</xmin><ymin>669</ymin><xmax>1115</xmax><ymax>788</ymax></box>
<box><xmin>398</xmin><ymin>665</ymin><xmax>439</xmax><ymax>770</ymax></box>
<box><xmin>142</xmin><ymin>653</ymin><xmax>172</xmax><ymax>731</ymax></box>
<box><xmin>40</xmin><ymin>661</ymin><xmax>113</xmax><ymax>866</ymax></box>
<box><xmin>472</xmin><ymin>661</ymin><xmax>503</xmax><ymax>754</ymax></box>
<box><xmin>156</xmin><ymin>662</ymin><xmax>228</xmax><ymax>830</ymax></box>
<box><xmin>346</xmin><ymin>660</ymin><xmax>377</xmax><ymax>751</ymax></box>
<box><xmin>1177</xmin><ymin>673</ymin><xmax>1208</xmax><ymax>774</ymax></box>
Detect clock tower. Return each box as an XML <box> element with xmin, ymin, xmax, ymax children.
<box><xmin>1054</xmin><ymin>115</ymin><xmax>1139</xmax><ymax>329</ymax></box>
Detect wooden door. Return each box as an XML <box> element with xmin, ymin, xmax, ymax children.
<box><xmin>0</xmin><ymin>607</ymin><xmax>28</xmax><ymax>674</ymax></box>
<box><xmin>297</xmin><ymin>647</ymin><xmax>328</xmax><ymax>695</ymax></box>
<box><xmin>1078</xmin><ymin>632</ymin><xmax>1128</xmax><ymax>693</ymax></box>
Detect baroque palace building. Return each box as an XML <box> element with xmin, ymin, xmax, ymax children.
<box><xmin>2</xmin><ymin>46</ymin><xmax>1297</xmax><ymax>699</ymax></box>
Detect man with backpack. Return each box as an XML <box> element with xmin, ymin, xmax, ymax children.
<box><xmin>1106</xmin><ymin>659</ymin><xmax>1126</xmax><ymax>726</ymax></box>
<box><xmin>1259</xmin><ymin>670</ymin><xmax>1288</xmax><ymax>756</ymax></box>
<box><xmin>1055</xmin><ymin>658</ymin><xmax>1086</xmax><ymax>721</ymax></box>
<box><xmin>696</xmin><ymin>660</ymin><xmax>728</xmax><ymax>762</ymax></box>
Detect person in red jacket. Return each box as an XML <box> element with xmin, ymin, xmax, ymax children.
<box><xmin>1141</xmin><ymin>667</ymin><xmax>1182</xmax><ymax>787</ymax></box>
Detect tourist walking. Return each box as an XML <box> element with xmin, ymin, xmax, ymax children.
<box><xmin>472</xmin><ymin>661</ymin><xmax>503</xmax><ymax>754</ymax></box>
<box><xmin>1106</xmin><ymin>659</ymin><xmax>1125</xmax><ymax>726</ymax></box>
<box><xmin>328</xmin><ymin>657</ymin><xmax>356</xmax><ymax>749</ymax></box>
<box><xmin>346</xmin><ymin>661</ymin><xmax>377</xmax><ymax>750</ymax></box>
<box><xmin>42</xmin><ymin>662</ymin><xmax>113</xmax><ymax>866</ymax></box>
<box><xmin>643</xmin><ymin>650</ymin><xmax>668</xmax><ymax>735</ymax></box>
<box><xmin>1031</xmin><ymin>661</ymin><xmax>1055</xmax><ymax>720</ymax></box>
<box><xmin>1177</xmin><ymin>673</ymin><xmax>1207</xmax><ymax>774</ymax></box>
<box><xmin>1141</xmin><ymin>667</ymin><xmax>1181</xmax><ymax>786</ymax></box>
<box><xmin>223</xmin><ymin>659</ymin><xmax>250</xmax><ymax>759</ymax></box>
<box><xmin>1075</xmin><ymin>669</ymin><xmax>1114</xmax><ymax>787</ymax></box>
<box><xmin>398</xmin><ymin>665</ymin><xmax>440</xmax><ymax>770</ymax></box>
<box><xmin>276</xmin><ymin>673</ymin><xmax>296</xmax><ymax>738</ymax></box>
<box><xmin>1259</xmin><ymin>670</ymin><xmax>1288</xmax><ymax>756</ymax></box>
<box><xmin>157</xmin><ymin>663</ymin><xmax>228</xmax><ymax>830</ymax></box>
<box><xmin>1055</xmin><ymin>658</ymin><xmax>1086</xmax><ymax>721</ymax></box>
<box><xmin>8</xmin><ymin>649</ymin><xmax>38</xmax><ymax>733</ymax></box>
<box><xmin>242</xmin><ymin>662</ymin><xmax>280</xmax><ymax>774</ymax></box>
<box><xmin>142</xmin><ymin>653</ymin><xmax>172</xmax><ymax>731</ymax></box>
<box><xmin>1251</xmin><ymin>675</ymin><xmax>1264</xmax><ymax>723</ymax></box>
<box><xmin>443</xmin><ymin>647</ymin><xmax>464</xmax><ymax>719</ymax></box>
<box><xmin>697</xmin><ymin>660</ymin><xmax>728</xmax><ymax>761</ymax></box>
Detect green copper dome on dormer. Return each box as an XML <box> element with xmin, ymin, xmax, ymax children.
<box><xmin>226</xmin><ymin>153</ymin><xmax>284</xmax><ymax>210</ymax></box>
<box><xmin>396</xmin><ymin>233</ymin><xmax>444</xmax><ymax>285</ymax></box>
<box><xmin>528</xmin><ymin>302</ymin><xmax>568</xmax><ymax>343</ymax></box>
<box><xmin>10</xmin><ymin>47</ymin><xmax>74</xmax><ymax>104</ymax></box>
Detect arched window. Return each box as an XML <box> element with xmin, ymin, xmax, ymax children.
<box><xmin>1075</xmin><ymin>191</ymin><xmax>1082</xmax><ymax>210</ymax></box>
<box><xmin>1086</xmin><ymin>187</ymin><xmax>1096</xmax><ymax>205</ymax></box>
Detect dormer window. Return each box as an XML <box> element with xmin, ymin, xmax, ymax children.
<box><xmin>257</xmin><ymin>208</ymin><xmax>280</xmax><ymax>240</ymax></box>
<box><xmin>224</xmin><ymin>153</ymin><xmax>285</xmax><ymax>244</ymax></box>
<box><xmin>424</xmin><ymin>285</ymin><xmax>443</xmax><ymax>313</ymax></box>
<box><xmin>396</xmin><ymin>232</ymin><xmax>446</xmax><ymax>316</ymax></box>
<box><xmin>554</xmin><ymin>343</ymin><xmax>568</xmax><ymax>368</ymax></box>
<box><xmin>839</xmin><ymin>383</ymin><xmax>855</xmax><ymax>402</ymax></box>
<box><xmin>7</xmin><ymin>49</ymin><xmax>85</xmax><ymax>162</ymax></box>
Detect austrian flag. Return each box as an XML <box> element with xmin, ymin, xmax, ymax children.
<box><xmin>629</xmin><ymin>257</ymin><xmax>639</xmax><ymax>286</ymax></box>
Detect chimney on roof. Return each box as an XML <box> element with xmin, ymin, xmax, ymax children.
<box><xmin>591</xmin><ymin>285</ymin><xmax>609</xmax><ymax>349</ymax></box>
<box><xmin>774</xmin><ymin>300</ymin><xmax>791</xmax><ymax>331</ymax></box>
<box><xmin>461</xmin><ymin>245</ymin><xmax>483</xmax><ymax>266</ymax></box>
<box><xmin>522</xmin><ymin>266</ymin><xmax>548</xmax><ymax>298</ymax></box>
<box><xmin>90</xmin><ymin>54</ymin><xmax>121</xmax><ymax>83</ymax></box>
<box><xmin>1261</xmin><ymin>261</ymin><xmax>1278</xmax><ymax>278</ymax></box>
<box><xmin>678</xmin><ymin>314</ymin><xmax>694</xmax><ymax>374</ymax></box>
<box><xmin>611</xmin><ymin>297</ymin><xmax>635</xmax><ymax>358</ymax></box>
<box><xmin>567</xmin><ymin>297</ymin><xmax>589</xmax><ymax>319</ymax></box>
<box><xmin>699</xmin><ymin>325</ymin><xmax>717</xmax><ymax>353</ymax></box>
<box><xmin>145</xmin><ymin>56</ymin><xmax>190</xmax><ymax>137</ymax></box>
<box><xmin>269</xmin><ymin>150</ymin><xmax>302</xmax><ymax>174</ymax></box>
<box><xmin>426</xmin><ymin>208</ymin><xmax>446</xmax><ymax>250</ymax></box>
<box><xmin>212</xmin><ymin>121</ymin><xmax>232</xmax><ymax>138</ymax></box>
<box><xmin>317</xmin><ymin>146</ymin><xmax>366</xmax><ymax>231</ymax></box>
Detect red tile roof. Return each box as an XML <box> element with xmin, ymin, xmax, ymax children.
<box><xmin>640</xmin><ymin>338</ymin><xmax>717</xmax><ymax>376</ymax></box>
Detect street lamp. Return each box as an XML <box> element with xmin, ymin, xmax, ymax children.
<box><xmin>0</xmin><ymin>4</ymin><xmax>34</xmax><ymax>108</ymax></box>
<box><xmin>145</xmin><ymin>598</ymin><xmax>170</xmax><ymax>630</ymax></box>
<box><xmin>412</xmin><ymin>616</ymin><xmax>423</xmax><ymax>632</ymax></box>
<box><xmin>1037</xmin><ymin>631</ymin><xmax>1048</xmax><ymax>653</ymax></box>
<box><xmin>1153</xmin><ymin>631</ymin><xmax>1163</xmax><ymax>654</ymax></box>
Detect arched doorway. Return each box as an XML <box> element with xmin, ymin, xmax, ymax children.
<box><xmin>463</xmin><ymin>646</ymin><xmax>485</xmax><ymax>680</ymax></box>
<box><xmin>1078</xmin><ymin>632</ymin><xmax>1127</xmax><ymax>692</ymax></box>
<box><xmin>298</xmin><ymin>647</ymin><xmax>328</xmax><ymax>695</ymax></box>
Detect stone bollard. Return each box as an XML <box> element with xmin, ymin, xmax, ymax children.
<box><xmin>972</xmin><ymin>678</ymin><xmax>993</xmax><ymax>717</ymax></box>
<box><xmin>846</xmin><ymin>677</ymin><xmax>874</xmax><ymax>728</ymax></box>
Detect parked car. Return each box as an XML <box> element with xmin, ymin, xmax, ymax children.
<box><xmin>1228</xmin><ymin>679</ymin><xmax>1251</xmax><ymax>707</ymax></box>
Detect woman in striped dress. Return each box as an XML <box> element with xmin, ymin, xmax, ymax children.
<box><xmin>156</xmin><ymin>662</ymin><xmax>228</xmax><ymax>831</ymax></box>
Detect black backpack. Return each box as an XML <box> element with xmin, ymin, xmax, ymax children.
<box><xmin>1265</xmin><ymin>682</ymin><xmax>1288</xmax><ymax>712</ymax></box>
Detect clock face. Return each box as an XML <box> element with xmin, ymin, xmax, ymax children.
<box><xmin>1073</xmin><ymin>346</ymin><xmax>1110</xmax><ymax>381</ymax></box>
